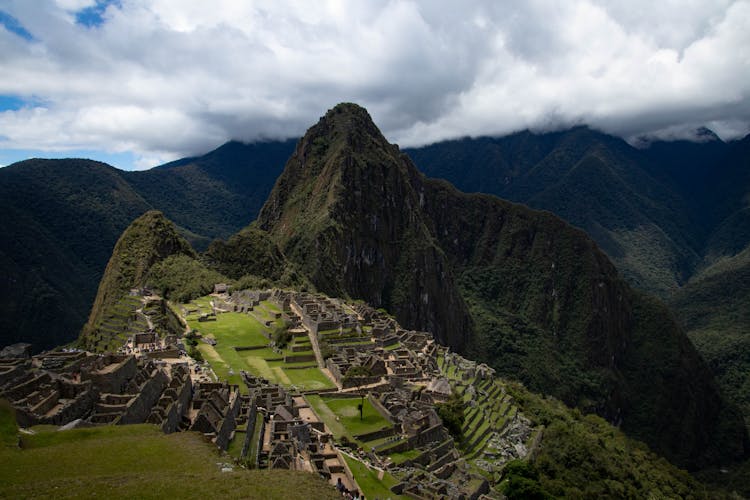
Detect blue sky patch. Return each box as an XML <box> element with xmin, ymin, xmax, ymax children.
<box><xmin>0</xmin><ymin>95</ymin><xmax>28</xmax><ymax>111</ymax></box>
<box><xmin>75</xmin><ymin>0</ymin><xmax>121</xmax><ymax>28</ymax></box>
<box><xmin>0</xmin><ymin>149</ymin><xmax>141</xmax><ymax>171</ymax></box>
<box><xmin>0</xmin><ymin>10</ymin><xmax>34</xmax><ymax>41</ymax></box>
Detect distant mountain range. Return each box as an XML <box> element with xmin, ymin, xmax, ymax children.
<box><xmin>405</xmin><ymin>127</ymin><xmax>750</xmax><ymax>429</ymax></box>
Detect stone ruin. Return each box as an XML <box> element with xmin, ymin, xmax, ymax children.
<box><xmin>190</xmin><ymin>381</ymin><xmax>241</xmax><ymax>450</ymax></box>
<box><xmin>239</xmin><ymin>372</ymin><xmax>356</xmax><ymax>491</ymax></box>
<box><xmin>0</xmin><ymin>351</ymin><xmax>197</xmax><ymax>436</ymax></box>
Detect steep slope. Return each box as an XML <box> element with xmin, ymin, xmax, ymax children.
<box><xmin>249</xmin><ymin>103</ymin><xmax>747</xmax><ymax>469</ymax></box>
<box><xmin>257</xmin><ymin>104</ymin><xmax>471</xmax><ymax>349</ymax></box>
<box><xmin>406</xmin><ymin>129</ymin><xmax>701</xmax><ymax>296</ymax></box>
<box><xmin>702</xmin><ymin>134</ymin><xmax>750</xmax><ymax>259</ymax></box>
<box><xmin>0</xmin><ymin>159</ymin><xmax>153</xmax><ymax>351</ymax></box>
<box><xmin>79</xmin><ymin>210</ymin><xmax>197</xmax><ymax>351</ymax></box>
<box><xmin>670</xmin><ymin>247</ymin><xmax>750</xmax><ymax>428</ymax></box>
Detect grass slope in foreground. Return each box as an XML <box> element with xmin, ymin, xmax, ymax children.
<box><xmin>0</xmin><ymin>402</ymin><xmax>337</xmax><ymax>499</ymax></box>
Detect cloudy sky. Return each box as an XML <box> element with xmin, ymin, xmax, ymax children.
<box><xmin>0</xmin><ymin>0</ymin><xmax>748</xmax><ymax>170</ymax></box>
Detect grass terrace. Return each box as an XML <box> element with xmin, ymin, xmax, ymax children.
<box><xmin>342</xmin><ymin>454</ymin><xmax>403</xmax><ymax>499</ymax></box>
<box><xmin>305</xmin><ymin>395</ymin><xmax>392</xmax><ymax>447</ymax></box>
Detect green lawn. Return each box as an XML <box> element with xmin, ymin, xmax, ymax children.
<box><xmin>227</xmin><ymin>430</ymin><xmax>245</xmax><ymax>458</ymax></box>
<box><xmin>388</xmin><ymin>448</ymin><xmax>422</xmax><ymax>464</ymax></box>
<box><xmin>342</xmin><ymin>454</ymin><xmax>402</xmax><ymax>499</ymax></box>
<box><xmin>188</xmin><ymin>310</ymin><xmax>270</xmax><ymax>346</ymax></box>
<box><xmin>186</xmin><ymin>300</ymin><xmax>332</xmax><ymax>391</ymax></box>
<box><xmin>0</xmin><ymin>418</ymin><xmax>338</xmax><ymax>499</ymax></box>
<box><xmin>316</xmin><ymin>397</ymin><xmax>390</xmax><ymax>438</ymax></box>
<box><xmin>283</xmin><ymin>367</ymin><xmax>335</xmax><ymax>390</ymax></box>
<box><xmin>261</xmin><ymin>300</ymin><xmax>281</xmax><ymax>313</ymax></box>
<box><xmin>247</xmin><ymin>412</ymin><xmax>264</xmax><ymax>467</ymax></box>
<box><xmin>306</xmin><ymin>395</ymin><xmax>351</xmax><ymax>440</ymax></box>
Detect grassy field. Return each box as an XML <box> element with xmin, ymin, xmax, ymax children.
<box><xmin>305</xmin><ymin>395</ymin><xmax>391</xmax><ymax>445</ymax></box>
<box><xmin>185</xmin><ymin>297</ymin><xmax>334</xmax><ymax>391</ymax></box>
<box><xmin>342</xmin><ymin>454</ymin><xmax>402</xmax><ymax>499</ymax></box>
<box><xmin>0</xmin><ymin>405</ymin><xmax>338</xmax><ymax>499</ymax></box>
<box><xmin>323</xmin><ymin>397</ymin><xmax>390</xmax><ymax>436</ymax></box>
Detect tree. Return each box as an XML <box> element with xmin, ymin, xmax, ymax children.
<box><xmin>435</xmin><ymin>391</ymin><xmax>465</xmax><ymax>440</ymax></box>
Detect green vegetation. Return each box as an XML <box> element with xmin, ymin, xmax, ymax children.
<box><xmin>305</xmin><ymin>395</ymin><xmax>390</xmax><ymax>444</ymax></box>
<box><xmin>499</xmin><ymin>460</ymin><xmax>551</xmax><ymax>499</ymax></box>
<box><xmin>435</xmin><ymin>391</ymin><xmax>465</xmax><ymax>440</ymax></box>
<box><xmin>321</xmin><ymin>397</ymin><xmax>389</xmax><ymax>437</ymax></box>
<box><xmin>0</xmin><ymin>406</ymin><xmax>337</xmax><ymax>499</ymax></box>
<box><xmin>0</xmin><ymin>400</ymin><xmax>18</xmax><ymax>448</ymax></box>
<box><xmin>506</xmin><ymin>382</ymin><xmax>716</xmax><ymax>499</ymax></box>
<box><xmin>247</xmin><ymin>103</ymin><xmax>748</xmax><ymax>471</ymax></box>
<box><xmin>670</xmin><ymin>246</ymin><xmax>750</xmax><ymax>429</ymax></box>
<box><xmin>341</xmin><ymin>454</ymin><xmax>402</xmax><ymax>499</ymax></box>
<box><xmin>204</xmin><ymin>225</ymin><xmax>288</xmax><ymax>281</ymax></box>
<box><xmin>79</xmin><ymin>211</ymin><xmax>195</xmax><ymax>351</ymax></box>
<box><xmin>149</xmin><ymin>254</ymin><xmax>228</xmax><ymax>303</ymax></box>
<box><xmin>271</xmin><ymin>320</ymin><xmax>293</xmax><ymax>348</ymax></box>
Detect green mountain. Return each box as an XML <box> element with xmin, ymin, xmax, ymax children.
<box><xmin>0</xmin><ymin>141</ymin><xmax>293</xmax><ymax>351</ymax></box>
<box><xmin>405</xmin><ymin>128</ymin><xmax>705</xmax><ymax>297</ymax></box>
<box><xmin>0</xmin><ymin>159</ymin><xmax>153</xmax><ymax>351</ymax></box>
<box><xmin>406</xmin><ymin>130</ymin><xmax>750</xmax><ymax>440</ymax></box>
<box><xmin>670</xmin><ymin>246</ymin><xmax>750</xmax><ymax>428</ymax></box>
<box><xmin>78</xmin><ymin>210</ymin><xmax>201</xmax><ymax>351</ymax></box>
<box><xmin>257</xmin><ymin>104</ymin><xmax>471</xmax><ymax>349</ymax></box>
<box><xmin>237</xmin><ymin>103</ymin><xmax>747</xmax><ymax>469</ymax></box>
<box><xmin>124</xmin><ymin>139</ymin><xmax>295</xmax><ymax>248</ymax></box>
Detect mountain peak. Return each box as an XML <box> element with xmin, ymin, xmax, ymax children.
<box><xmin>304</xmin><ymin>102</ymin><xmax>390</xmax><ymax>155</ymax></box>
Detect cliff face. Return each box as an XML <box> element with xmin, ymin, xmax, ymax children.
<box><xmin>250</xmin><ymin>103</ymin><xmax>746</xmax><ymax>468</ymax></box>
<box><xmin>257</xmin><ymin>104</ymin><xmax>471</xmax><ymax>349</ymax></box>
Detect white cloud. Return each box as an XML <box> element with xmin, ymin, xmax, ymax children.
<box><xmin>0</xmin><ymin>0</ymin><xmax>748</xmax><ymax>169</ymax></box>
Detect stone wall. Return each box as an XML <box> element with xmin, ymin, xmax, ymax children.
<box><xmin>214</xmin><ymin>390</ymin><xmax>242</xmax><ymax>451</ymax></box>
<box><xmin>341</xmin><ymin>375</ymin><xmax>381</xmax><ymax>389</ymax></box>
<box><xmin>86</xmin><ymin>356</ymin><xmax>137</xmax><ymax>393</ymax></box>
<box><xmin>118</xmin><ymin>369</ymin><xmax>169</xmax><ymax>425</ymax></box>
<box><xmin>145</xmin><ymin>349</ymin><xmax>180</xmax><ymax>359</ymax></box>
<box><xmin>354</xmin><ymin>424</ymin><xmax>398</xmax><ymax>443</ymax></box>
<box><xmin>368</xmin><ymin>393</ymin><xmax>396</xmax><ymax>424</ymax></box>
<box><xmin>159</xmin><ymin>373</ymin><xmax>192</xmax><ymax>434</ymax></box>
<box><xmin>241</xmin><ymin>397</ymin><xmax>258</xmax><ymax>460</ymax></box>
<box><xmin>283</xmin><ymin>354</ymin><xmax>316</xmax><ymax>364</ymax></box>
